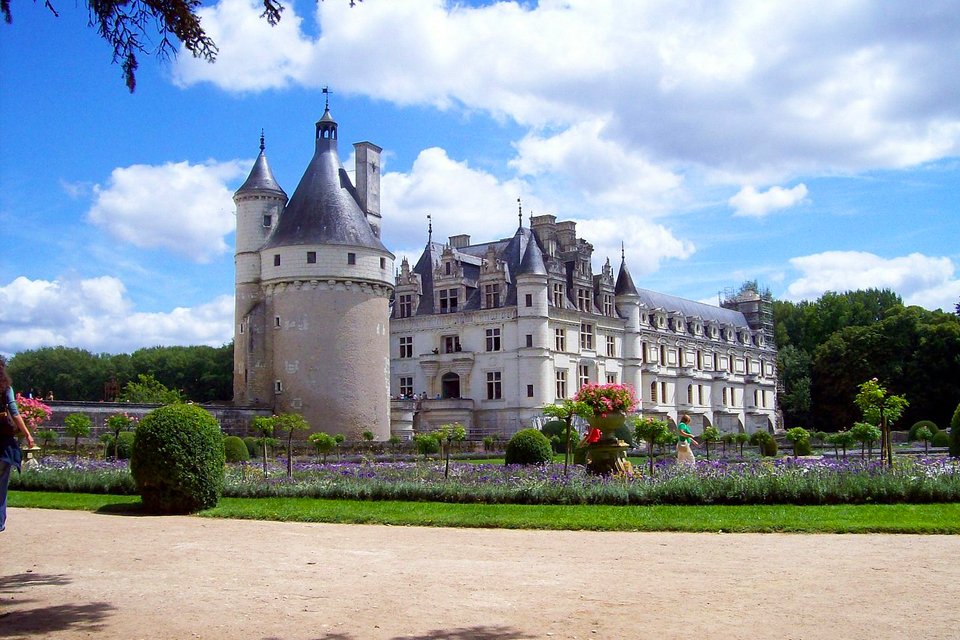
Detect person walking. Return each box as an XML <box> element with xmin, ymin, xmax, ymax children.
<box><xmin>676</xmin><ymin>413</ymin><xmax>698</xmax><ymax>467</ymax></box>
<box><xmin>1</xmin><ymin>356</ymin><xmax>36</xmax><ymax>532</ymax></box>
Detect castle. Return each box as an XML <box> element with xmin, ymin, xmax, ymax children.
<box><xmin>234</xmin><ymin>104</ymin><xmax>778</xmax><ymax>440</ymax></box>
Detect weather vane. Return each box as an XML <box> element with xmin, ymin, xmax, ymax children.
<box><xmin>322</xmin><ymin>85</ymin><xmax>331</xmax><ymax>109</ymax></box>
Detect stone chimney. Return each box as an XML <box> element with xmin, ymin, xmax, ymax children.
<box><xmin>448</xmin><ymin>234</ymin><xmax>471</xmax><ymax>249</ymax></box>
<box><xmin>353</xmin><ymin>141</ymin><xmax>382</xmax><ymax>237</ymax></box>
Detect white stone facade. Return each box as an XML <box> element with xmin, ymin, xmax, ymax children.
<box><xmin>390</xmin><ymin>216</ymin><xmax>777</xmax><ymax>438</ymax></box>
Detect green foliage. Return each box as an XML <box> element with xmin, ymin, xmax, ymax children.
<box><xmin>104</xmin><ymin>431</ymin><xmax>137</xmax><ymax>460</ymax></box>
<box><xmin>734</xmin><ymin>432</ymin><xmax>749</xmax><ymax>457</ymax></box>
<box><xmin>308</xmin><ymin>432</ymin><xmax>337</xmax><ymax>463</ymax></box>
<box><xmin>413</xmin><ymin>433</ymin><xmax>440</xmax><ymax>456</ymax></box>
<box><xmin>130</xmin><ymin>404</ymin><xmax>225</xmax><ymax>514</ymax></box>
<box><xmin>36</xmin><ymin>428</ymin><xmax>58</xmax><ymax>453</ymax></box>
<box><xmin>931</xmin><ymin>430</ymin><xmax>950</xmax><ymax>447</ymax></box>
<box><xmin>909</xmin><ymin>420</ymin><xmax>939</xmax><ymax>441</ymax></box>
<box><xmin>951</xmin><ymin>403</ymin><xmax>960</xmax><ymax>458</ymax></box>
<box><xmin>119</xmin><ymin>374</ymin><xmax>183</xmax><ymax>404</ymax></box>
<box><xmin>504</xmin><ymin>429</ymin><xmax>553</xmax><ymax>466</ymax></box>
<box><xmin>242</xmin><ymin>436</ymin><xmax>258</xmax><ymax>458</ymax></box>
<box><xmin>749</xmin><ymin>430</ymin><xmax>777</xmax><ymax>456</ymax></box>
<box><xmin>482</xmin><ymin>436</ymin><xmax>496</xmax><ymax>452</ymax></box>
<box><xmin>785</xmin><ymin>427</ymin><xmax>811</xmax><ymax>457</ymax></box>
<box><xmin>540</xmin><ymin>420</ymin><xmax>568</xmax><ymax>438</ymax></box>
<box><xmin>850</xmin><ymin>422</ymin><xmax>882</xmax><ymax>457</ymax></box>
<box><xmin>701</xmin><ymin>426</ymin><xmax>721</xmax><ymax>459</ymax></box>
<box><xmin>64</xmin><ymin>413</ymin><xmax>93</xmax><ymax>440</ymax></box>
<box><xmin>7</xmin><ymin>344</ymin><xmax>233</xmax><ymax>402</ymax></box>
<box><xmin>223</xmin><ymin>435</ymin><xmax>250</xmax><ymax>463</ymax></box>
<box><xmin>827</xmin><ymin>431</ymin><xmax>856</xmax><ymax>458</ymax></box>
<box><xmin>633</xmin><ymin>417</ymin><xmax>671</xmax><ymax>475</ymax></box>
<box><xmin>362</xmin><ymin>430</ymin><xmax>375</xmax><ymax>441</ymax></box>
<box><xmin>274</xmin><ymin>413</ymin><xmax>310</xmax><ymax>478</ymax></box>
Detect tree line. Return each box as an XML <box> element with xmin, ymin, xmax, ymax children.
<box><xmin>775</xmin><ymin>289</ymin><xmax>960</xmax><ymax>432</ymax></box>
<box><xmin>7</xmin><ymin>343</ymin><xmax>233</xmax><ymax>403</ymax></box>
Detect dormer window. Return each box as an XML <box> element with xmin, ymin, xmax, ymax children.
<box><xmin>445</xmin><ymin>262</ymin><xmax>452</xmax><ymax>275</ymax></box>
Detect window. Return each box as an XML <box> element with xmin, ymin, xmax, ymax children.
<box><xmin>484</xmin><ymin>283</ymin><xmax>501</xmax><ymax>308</ymax></box>
<box><xmin>606</xmin><ymin>335</ymin><xmax>616</xmax><ymax>358</ymax></box>
<box><xmin>273</xmin><ymin>254</ymin><xmax>281</xmax><ymax>266</ymax></box>
<box><xmin>399</xmin><ymin>336</ymin><xmax>413</xmax><ymax>358</ymax></box>
<box><xmin>526</xmin><ymin>384</ymin><xmax>534</xmax><ymax>398</ymax></box>
<box><xmin>485</xmin><ymin>328</ymin><xmax>501</xmax><ymax>352</ymax></box>
<box><xmin>398</xmin><ymin>294</ymin><xmax>412</xmax><ymax>318</ymax></box>
<box><xmin>399</xmin><ymin>376</ymin><xmax>414</xmax><ymax>397</ymax></box>
<box><xmin>262</xmin><ymin>215</ymin><xmax>272</xmax><ymax>227</ymax></box>
<box><xmin>380</xmin><ymin>257</ymin><xmax>386</xmax><ymax>269</ymax></box>
<box><xmin>696</xmin><ymin>351</ymin><xmax>703</xmax><ymax>369</ymax></box>
<box><xmin>660</xmin><ymin>345</ymin><xmax>666</xmax><ymax>365</ymax></box>
<box><xmin>274</xmin><ymin>380</ymin><xmax>283</xmax><ymax>394</ymax></box>
<box><xmin>555</xmin><ymin>328</ymin><xmax>566</xmax><ymax>352</ymax></box>
<box><xmin>660</xmin><ymin>382</ymin><xmax>667</xmax><ymax>404</ymax></box>
<box><xmin>274</xmin><ymin>316</ymin><xmax>281</xmax><ymax>328</ymax></box>
<box><xmin>577</xmin><ymin>288</ymin><xmax>591</xmax><ymax>311</ymax></box>
<box><xmin>347</xmin><ymin>252</ymin><xmax>356</xmax><ymax>265</ymax></box>
<box><xmin>698</xmin><ymin>385</ymin><xmax>704</xmax><ymax>405</ymax></box>
<box><xmin>578</xmin><ymin>364</ymin><xmax>590</xmax><ymax>389</ymax></box>
<box><xmin>722</xmin><ymin>387</ymin><xmax>728</xmax><ymax>406</ymax></box>
<box><xmin>605</xmin><ymin>373</ymin><xmax>617</xmax><ymax>384</ymax></box>
<box><xmin>552</xmin><ymin>283</ymin><xmax>565</xmax><ymax>307</ymax></box>
<box><xmin>445</xmin><ymin>261</ymin><xmax>452</xmax><ymax>276</ymax></box>
<box><xmin>439</xmin><ymin>288</ymin><xmax>459</xmax><ymax>314</ymax></box>
<box><xmin>525</xmin><ymin>293</ymin><xmax>533</xmax><ymax>308</ymax></box>
<box><xmin>525</xmin><ymin>334</ymin><xmax>533</xmax><ymax>348</ymax></box>
<box><xmin>486</xmin><ymin>371</ymin><xmax>502</xmax><ymax>400</ymax></box>
<box><xmin>650</xmin><ymin>381</ymin><xmax>658</xmax><ymax>403</ymax></box>
<box><xmin>555</xmin><ymin>370</ymin><xmax>568</xmax><ymax>399</ymax></box>
<box><xmin>687</xmin><ymin>385</ymin><xmax>694</xmax><ymax>404</ymax></box>
<box><xmin>580</xmin><ymin>323</ymin><xmax>594</xmax><ymax>350</ymax></box>
<box><xmin>442</xmin><ymin>335</ymin><xmax>461</xmax><ymax>354</ymax></box>
<box><xmin>239</xmin><ymin>322</ymin><xmax>244</xmax><ymax>335</ymax></box>
<box><xmin>307</xmin><ymin>251</ymin><xmax>317</xmax><ymax>264</ymax></box>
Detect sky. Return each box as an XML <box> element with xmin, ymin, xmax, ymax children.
<box><xmin>1</xmin><ymin>0</ymin><xmax>958</xmax><ymax>358</ymax></box>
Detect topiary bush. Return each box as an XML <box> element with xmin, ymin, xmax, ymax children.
<box><xmin>540</xmin><ymin>420</ymin><xmax>568</xmax><ymax>439</ymax></box>
<box><xmin>223</xmin><ymin>435</ymin><xmax>250</xmax><ymax>463</ymax></box>
<box><xmin>504</xmin><ymin>428</ymin><xmax>553</xmax><ymax>466</ymax></box>
<box><xmin>951</xmin><ymin>402</ymin><xmax>960</xmax><ymax>458</ymax></box>
<box><xmin>750</xmin><ymin>430</ymin><xmax>778</xmax><ymax>457</ymax></box>
<box><xmin>932</xmin><ymin>430</ymin><xmax>950</xmax><ymax>448</ymax></box>
<box><xmin>131</xmin><ymin>404</ymin><xmax>225</xmax><ymax>514</ymax></box>
<box><xmin>104</xmin><ymin>431</ymin><xmax>137</xmax><ymax>459</ymax></box>
<box><xmin>908</xmin><ymin>420</ymin><xmax>939</xmax><ymax>441</ymax></box>
<box><xmin>243</xmin><ymin>436</ymin><xmax>258</xmax><ymax>458</ymax></box>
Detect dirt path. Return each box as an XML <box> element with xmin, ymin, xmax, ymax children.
<box><xmin>1</xmin><ymin>508</ymin><xmax>958</xmax><ymax>639</ymax></box>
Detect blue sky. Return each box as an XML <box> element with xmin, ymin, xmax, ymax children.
<box><xmin>2</xmin><ymin>0</ymin><xmax>958</xmax><ymax>357</ymax></box>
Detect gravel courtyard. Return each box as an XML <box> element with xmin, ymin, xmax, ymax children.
<box><xmin>1</xmin><ymin>507</ymin><xmax>958</xmax><ymax>639</ymax></box>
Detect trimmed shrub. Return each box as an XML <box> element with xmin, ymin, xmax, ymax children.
<box><xmin>909</xmin><ymin>420</ymin><xmax>939</xmax><ymax>441</ymax></box>
<box><xmin>540</xmin><ymin>420</ymin><xmax>568</xmax><ymax>439</ymax></box>
<box><xmin>131</xmin><ymin>404</ymin><xmax>225</xmax><ymax>514</ymax></box>
<box><xmin>932</xmin><ymin>430</ymin><xmax>950</xmax><ymax>448</ymax></box>
<box><xmin>224</xmin><ymin>435</ymin><xmax>250</xmax><ymax>463</ymax></box>
<box><xmin>243</xmin><ymin>436</ymin><xmax>258</xmax><ymax>458</ymax></box>
<box><xmin>104</xmin><ymin>432</ymin><xmax>136</xmax><ymax>459</ymax></box>
<box><xmin>951</xmin><ymin>403</ymin><xmax>960</xmax><ymax>458</ymax></box>
<box><xmin>504</xmin><ymin>429</ymin><xmax>553</xmax><ymax>466</ymax></box>
<box><xmin>750</xmin><ymin>430</ymin><xmax>778</xmax><ymax>457</ymax></box>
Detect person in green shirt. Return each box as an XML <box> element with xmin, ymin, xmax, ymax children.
<box><xmin>676</xmin><ymin>413</ymin><xmax>698</xmax><ymax>467</ymax></box>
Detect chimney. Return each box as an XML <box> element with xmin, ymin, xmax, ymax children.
<box><xmin>353</xmin><ymin>141</ymin><xmax>382</xmax><ymax>237</ymax></box>
<box><xmin>448</xmin><ymin>234</ymin><xmax>471</xmax><ymax>249</ymax></box>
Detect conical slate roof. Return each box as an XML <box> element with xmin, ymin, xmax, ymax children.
<box><xmin>264</xmin><ymin>113</ymin><xmax>387</xmax><ymax>252</ymax></box>
<box><xmin>615</xmin><ymin>258</ymin><xmax>639</xmax><ymax>296</ymax></box>
<box><xmin>235</xmin><ymin>146</ymin><xmax>286</xmax><ymax>198</ymax></box>
<box><xmin>517</xmin><ymin>228</ymin><xmax>547</xmax><ymax>276</ymax></box>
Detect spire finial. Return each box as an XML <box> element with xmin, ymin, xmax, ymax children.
<box><xmin>322</xmin><ymin>85</ymin><xmax>330</xmax><ymax>110</ymax></box>
<box><xmin>259</xmin><ymin>129</ymin><xmax>265</xmax><ymax>152</ymax></box>
<box><xmin>517</xmin><ymin>198</ymin><xmax>522</xmax><ymax>228</ymax></box>
<box><xmin>621</xmin><ymin>241</ymin><xmax>625</xmax><ymax>261</ymax></box>
<box><xmin>427</xmin><ymin>213</ymin><xmax>433</xmax><ymax>242</ymax></box>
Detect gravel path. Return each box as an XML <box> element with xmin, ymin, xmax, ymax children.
<box><xmin>1</xmin><ymin>507</ymin><xmax>958</xmax><ymax>639</ymax></box>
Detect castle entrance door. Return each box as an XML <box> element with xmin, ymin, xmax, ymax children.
<box><xmin>441</xmin><ymin>373</ymin><xmax>461</xmax><ymax>399</ymax></box>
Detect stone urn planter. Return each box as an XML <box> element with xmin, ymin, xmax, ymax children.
<box><xmin>585</xmin><ymin>413</ymin><xmax>629</xmax><ymax>475</ymax></box>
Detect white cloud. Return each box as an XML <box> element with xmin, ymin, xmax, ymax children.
<box><xmin>785</xmin><ymin>251</ymin><xmax>960</xmax><ymax>311</ymax></box>
<box><xmin>0</xmin><ymin>276</ymin><xmax>233</xmax><ymax>356</ymax></box>
<box><xmin>729</xmin><ymin>183</ymin><xmax>808</xmax><ymax>217</ymax></box>
<box><xmin>381</xmin><ymin>147</ymin><xmax>535</xmax><ymax>249</ymax></box>
<box><xmin>87</xmin><ymin>160</ymin><xmax>248</xmax><ymax>262</ymax></box>
<box><xmin>577</xmin><ymin>217</ymin><xmax>696</xmax><ymax>277</ymax></box>
<box><xmin>173</xmin><ymin>0</ymin><xmax>960</xmax><ymax>181</ymax></box>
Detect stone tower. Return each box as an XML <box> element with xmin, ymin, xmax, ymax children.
<box><xmin>234</xmin><ymin>105</ymin><xmax>395</xmax><ymax>439</ymax></box>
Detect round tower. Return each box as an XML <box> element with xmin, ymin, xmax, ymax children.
<box><xmin>614</xmin><ymin>253</ymin><xmax>644</xmax><ymax>395</ymax></box>
<box><xmin>514</xmin><ymin>227</ymin><xmax>553</xmax><ymax>409</ymax></box>
<box><xmin>259</xmin><ymin>104</ymin><xmax>395</xmax><ymax>439</ymax></box>
<box><xmin>234</xmin><ymin>133</ymin><xmax>287</xmax><ymax>405</ymax></box>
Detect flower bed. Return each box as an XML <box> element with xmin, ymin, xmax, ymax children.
<box><xmin>12</xmin><ymin>455</ymin><xmax>960</xmax><ymax>506</ymax></box>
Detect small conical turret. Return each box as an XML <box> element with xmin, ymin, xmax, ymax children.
<box><xmin>235</xmin><ymin>131</ymin><xmax>286</xmax><ymax>199</ymax></box>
